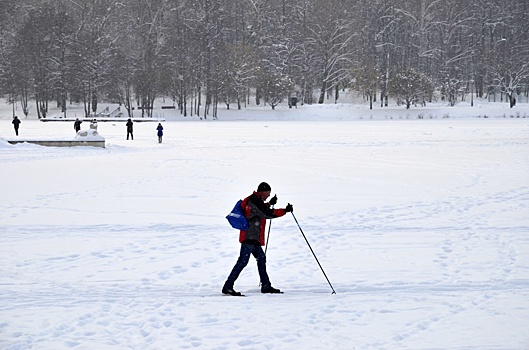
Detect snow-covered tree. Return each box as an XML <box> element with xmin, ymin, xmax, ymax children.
<box><xmin>258</xmin><ymin>71</ymin><xmax>292</xmax><ymax>110</ymax></box>
<box><xmin>305</xmin><ymin>0</ymin><xmax>355</xmax><ymax>104</ymax></box>
<box><xmin>69</xmin><ymin>0</ymin><xmax>122</xmax><ymax>117</ymax></box>
<box><xmin>1</xmin><ymin>0</ymin><xmax>528</xmax><ymax>116</ymax></box>
<box><xmin>390</xmin><ymin>68</ymin><xmax>434</xmax><ymax>109</ymax></box>
<box><xmin>218</xmin><ymin>44</ymin><xmax>260</xmax><ymax>110</ymax></box>
<box><xmin>13</xmin><ymin>5</ymin><xmax>60</xmax><ymax>118</ymax></box>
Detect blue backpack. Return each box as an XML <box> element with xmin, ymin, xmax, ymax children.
<box><xmin>226</xmin><ymin>200</ymin><xmax>248</xmax><ymax>230</ymax></box>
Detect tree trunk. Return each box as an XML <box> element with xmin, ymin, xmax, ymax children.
<box><xmin>318</xmin><ymin>80</ymin><xmax>327</xmax><ymax>104</ymax></box>
<box><xmin>92</xmin><ymin>91</ymin><xmax>98</xmax><ymax>114</ymax></box>
<box><xmin>36</xmin><ymin>99</ymin><xmax>41</xmax><ymax>119</ymax></box>
<box><xmin>38</xmin><ymin>99</ymin><xmax>48</xmax><ymax>118</ymax></box>
<box><xmin>508</xmin><ymin>93</ymin><xmax>516</xmax><ymax>108</ymax></box>
<box><xmin>256</xmin><ymin>87</ymin><xmax>261</xmax><ymax>105</ymax></box>
<box><xmin>21</xmin><ymin>88</ymin><xmax>30</xmax><ymax>117</ymax></box>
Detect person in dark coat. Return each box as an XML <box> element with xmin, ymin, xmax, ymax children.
<box><xmin>222</xmin><ymin>182</ymin><xmax>293</xmax><ymax>296</ymax></box>
<box><xmin>12</xmin><ymin>116</ymin><xmax>21</xmax><ymax>136</ymax></box>
<box><xmin>74</xmin><ymin>118</ymin><xmax>82</xmax><ymax>133</ymax></box>
<box><xmin>156</xmin><ymin>123</ymin><xmax>163</xmax><ymax>143</ymax></box>
<box><xmin>126</xmin><ymin>118</ymin><xmax>133</xmax><ymax>140</ymax></box>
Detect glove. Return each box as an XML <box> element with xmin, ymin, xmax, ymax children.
<box><xmin>285</xmin><ymin>203</ymin><xmax>293</xmax><ymax>213</ymax></box>
<box><xmin>269</xmin><ymin>195</ymin><xmax>277</xmax><ymax>206</ymax></box>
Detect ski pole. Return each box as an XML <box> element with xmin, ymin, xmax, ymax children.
<box><xmin>291</xmin><ymin>212</ymin><xmax>336</xmax><ymax>294</ymax></box>
<box><xmin>264</xmin><ymin>205</ymin><xmax>274</xmax><ymax>256</ymax></box>
<box><xmin>264</xmin><ymin>220</ymin><xmax>272</xmax><ymax>256</ymax></box>
<box><xmin>260</xmin><ymin>206</ymin><xmax>273</xmax><ymax>287</ymax></box>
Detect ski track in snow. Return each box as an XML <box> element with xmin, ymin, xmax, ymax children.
<box><xmin>1</xmin><ymin>118</ymin><xmax>529</xmax><ymax>349</ymax></box>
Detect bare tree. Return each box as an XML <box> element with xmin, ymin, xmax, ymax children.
<box><xmin>305</xmin><ymin>0</ymin><xmax>355</xmax><ymax>104</ymax></box>
<box><xmin>1</xmin><ymin>0</ymin><xmax>528</xmax><ymax>117</ymax></box>
<box><xmin>218</xmin><ymin>44</ymin><xmax>260</xmax><ymax>110</ymax></box>
<box><xmin>14</xmin><ymin>6</ymin><xmax>60</xmax><ymax>118</ymax></box>
<box><xmin>69</xmin><ymin>0</ymin><xmax>122</xmax><ymax>117</ymax></box>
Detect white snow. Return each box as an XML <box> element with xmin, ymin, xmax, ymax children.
<box><xmin>74</xmin><ymin>129</ymin><xmax>105</xmax><ymax>141</ymax></box>
<box><xmin>1</xmin><ymin>98</ymin><xmax>529</xmax><ymax>349</ymax></box>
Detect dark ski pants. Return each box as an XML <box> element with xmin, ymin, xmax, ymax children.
<box><xmin>224</xmin><ymin>243</ymin><xmax>270</xmax><ymax>289</ymax></box>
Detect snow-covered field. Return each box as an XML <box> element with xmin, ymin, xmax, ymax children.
<box><xmin>1</xmin><ymin>100</ymin><xmax>529</xmax><ymax>349</ymax></box>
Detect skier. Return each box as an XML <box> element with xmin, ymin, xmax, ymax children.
<box><xmin>12</xmin><ymin>116</ymin><xmax>21</xmax><ymax>136</ymax></box>
<box><xmin>126</xmin><ymin>118</ymin><xmax>133</xmax><ymax>140</ymax></box>
<box><xmin>156</xmin><ymin>123</ymin><xmax>163</xmax><ymax>143</ymax></box>
<box><xmin>74</xmin><ymin>118</ymin><xmax>82</xmax><ymax>133</ymax></box>
<box><xmin>222</xmin><ymin>182</ymin><xmax>293</xmax><ymax>296</ymax></box>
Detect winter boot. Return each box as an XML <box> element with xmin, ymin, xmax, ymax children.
<box><xmin>261</xmin><ymin>284</ymin><xmax>282</xmax><ymax>294</ymax></box>
<box><xmin>222</xmin><ymin>287</ymin><xmax>243</xmax><ymax>296</ymax></box>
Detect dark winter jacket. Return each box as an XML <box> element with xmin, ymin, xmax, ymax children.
<box><xmin>157</xmin><ymin>124</ymin><xmax>163</xmax><ymax>136</ymax></box>
<box><xmin>126</xmin><ymin>119</ymin><xmax>133</xmax><ymax>132</ymax></box>
<box><xmin>12</xmin><ymin>118</ymin><xmax>21</xmax><ymax>129</ymax></box>
<box><xmin>74</xmin><ymin>120</ymin><xmax>82</xmax><ymax>132</ymax></box>
<box><xmin>239</xmin><ymin>192</ymin><xmax>286</xmax><ymax>246</ymax></box>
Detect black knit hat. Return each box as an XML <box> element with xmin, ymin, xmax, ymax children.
<box><xmin>257</xmin><ymin>182</ymin><xmax>271</xmax><ymax>192</ymax></box>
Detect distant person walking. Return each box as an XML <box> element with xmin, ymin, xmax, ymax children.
<box><xmin>156</xmin><ymin>123</ymin><xmax>163</xmax><ymax>143</ymax></box>
<box><xmin>12</xmin><ymin>116</ymin><xmax>21</xmax><ymax>136</ymax></box>
<box><xmin>74</xmin><ymin>118</ymin><xmax>82</xmax><ymax>133</ymax></box>
<box><xmin>126</xmin><ymin>118</ymin><xmax>134</xmax><ymax>140</ymax></box>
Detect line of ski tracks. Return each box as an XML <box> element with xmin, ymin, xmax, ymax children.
<box><xmin>2</xmin><ymin>276</ymin><xmax>527</xmax><ymax>303</ymax></box>
<box><xmin>2</xmin><ymin>278</ymin><xmax>528</xmax><ymax>349</ymax></box>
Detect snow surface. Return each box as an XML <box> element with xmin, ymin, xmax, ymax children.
<box><xmin>74</xmin><ymin>129</ymin><xmax>105</xmax><ymax>141</ymax></box>
<box><xmin>1</xmin><ymin>99</ymin><xmax>529</xmax><ymax>349</ymax></box>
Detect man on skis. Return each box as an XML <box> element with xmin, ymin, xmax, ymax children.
<box><xmin>222</xmin><ymin>182</ymin><xmax>293</xmax><ymax>296</ymax></box>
